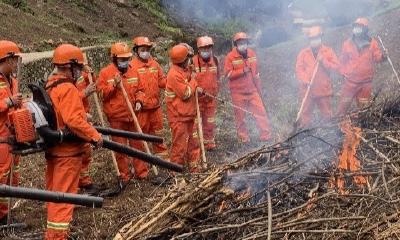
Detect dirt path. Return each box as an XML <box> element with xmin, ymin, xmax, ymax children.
<box><xmin>21</xmin><ymin>45</ymin><xmax>106</xmax><ymax>64</ymax></box>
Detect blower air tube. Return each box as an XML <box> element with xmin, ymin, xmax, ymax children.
<box><xmin>0</xmin><ymin>185</ymin><xmax>103</xmax><ymax>208</ymax></box>
<box><xmin>102</xmin><ymin>139</ymin><xmax>183</xmax><ymax>172</ymax></box>
<box><xmin>36</xmin><ymin>126</ymin><xmax>183</xmax><ymax>172</ymax></box>
<box><xmin>94</xmin><ymin>126</ymin><xmax>163</xmax><ymax>143</ymax></box>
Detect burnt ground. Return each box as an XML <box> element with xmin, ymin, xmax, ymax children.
<box><xmin>2</xmin><ymin>6</ymin><xmax>400</xmax><ymax>240</ymax></box>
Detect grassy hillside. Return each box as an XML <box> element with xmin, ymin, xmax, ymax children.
<box><xmin>0</xmin><ymin>0</ymin><xmax>181</xmax><ymax>51</ymax></box>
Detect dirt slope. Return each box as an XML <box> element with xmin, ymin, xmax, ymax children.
<box><xmin>0</xmin><ymin>0</ymin><xmax>178</xmax><ymax>51</ymax></box>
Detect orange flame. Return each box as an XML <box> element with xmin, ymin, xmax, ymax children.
<box><xmin>218</xmin><ymin>200</ymin><xmax>227</xmax><ymax>213</ymax></box>
<box><xmin>330</xmin><ymin>120</ymin><xmax>367</xmax><ymax>194</ymax></box>
<box><xmin>236</xmin><ymin>187</ymin><xmax>252</xmax><ymax>202</ymax></box>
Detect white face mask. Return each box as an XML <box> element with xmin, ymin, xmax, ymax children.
<box><xmin>353</xmin><ymin>27</ymin><xmax>363</xmax><ymax>35</ymax></box>
<box><xmin>139</xmin><ymin>51</ymin><xmax>151</xmax><ymax>60</ymax></box>
<box><xmin>237</xmin><ymin>44</ymin><xmax>248</xmax><ymax>53</ymax></box>
<box><xmin>200</xmin><ymin>51</ymin><xmax>211</xmax><ymax>61</ymax></box>
<box><xmin>310</xmin><ymin>38</ymin><xmax>322</xmax><ymax>48</ymax></box>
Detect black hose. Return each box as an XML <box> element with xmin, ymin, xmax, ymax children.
<box><xmin>94</xmin><ymin>126</ymin><xmax>163</xmax><ymax>143</ymax></box>
<box><xmin>102</xmin><ymin>139</ymin><xmax>183</xmax><ymax>172</ymax></box>
<box><xmin>0</xmin><ymin>185</ymin><xmax>103</xmax><ymax>208</ymax></box>
<box><xmin>37</xmin><ymin>126</ymin><xmax>182</xmax><ymax>172</ymax></box>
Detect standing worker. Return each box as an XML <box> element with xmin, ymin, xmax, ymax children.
<box><xmin>0</xmin><ymin>40</ymin><xmax>22</xmax><ymax>225</ymax></box>
<box><xmin>224</xmin><ymin>32</ymin><xmax>271</xmax><ymax>143</ymax></box>
<box><xmin>130</xmin><ymin>37</ymin><xmax>169</xmax><ymax>160</ymax></box>
<box><xmin>337</xmin><ymin>18</ymin><xmax>384</xmax><ymax>116</ymax></box>
<box><xmin>166</xmin><ymin>44</ymin><xmax>201</xmax><ymax>173</ymax></box>
<box><xmin>97</xmin><ymin>42</ymin><xmax>148</xmax><ymax>184</ymax></box>
<box><xmin>45</xmin><ymin>44</ymin><xmax>103</xmax><ymax>239</ymax></box>
<box><xmin>193</xmin><ymin>36</ymin><xmax>219</xmax><ymax>150</ymax></box>
<box><xmin>75</xmin><ymin>66</ymin><xmax>98</xmax><ymax>195</ymax></box>
<box><xmin>295</xmin><ymin>26</ymin><xmax>340</xmax><ymax>128</ymax></box>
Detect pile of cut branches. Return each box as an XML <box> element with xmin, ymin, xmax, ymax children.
<box><xmin>114</xmin><ymin>97</ymin><xmax>400</xmax><ymax>240</ymax></box>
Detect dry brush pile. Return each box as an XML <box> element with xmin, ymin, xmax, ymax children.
<box><xmin>113</xmin><ymin>95</ymin><xmax>400</xmax><ymax>240</ymax></box>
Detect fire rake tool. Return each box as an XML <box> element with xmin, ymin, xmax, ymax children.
<box><xmin>292</xmin><ymin>58</ymin><xmax>321</xmax><ymax>132</ymax></box>
<box><xmin>83</xmin><ymin>54</ymin><xmax>123</xmax><ymax>191</ymax></box>
<box><xmin>195</xmin><ymin>91</ymin><xmax>207</xmax><ymax>169</ymax></box>
<box><xmin>377</xmin><ymin>35</ymin><xmax>400</xmax><ymax>86</ymax></box>
<box><xmin>118</xmin><ymin>77</ymin><xmax>159</xmax><ymax>175</ymax></box>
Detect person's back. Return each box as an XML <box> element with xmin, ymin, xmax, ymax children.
<box><xmin>44</xmin><ymin>44</ymin><xmax>101</xmax><ymax>240</ymax></box>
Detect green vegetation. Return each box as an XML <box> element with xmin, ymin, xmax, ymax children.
<box><xmin>207</xmin><ymin>19</ymin><xmax>251</xmax><ymax>39</ymax></box>
<box><xmin>374</xmin><ymin>0</ymin><xmax>400</xmax><ymax>17</ymax></box>
<box><xmin>137</xmin><ymin>0</ymin><xmax>182</xmax><ymax>35</ymax></box>
<box><xmin>1</xmin><ymin>0</ymin><xmax>33</xmax><ymax>14</ymax></box>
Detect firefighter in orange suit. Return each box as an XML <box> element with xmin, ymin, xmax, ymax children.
<box><xmin>131</xmin><ymin>37</ymin><xmax>169</xmax><ymax>160</ymax></box>
<box><xmin>45</xmin><ymin>44</ymin><xmax>102</xmax><ymax>240</ymax></box>
<box><xmin>337</xmin><ymin>18</ymin><xmax>383</xmax><ymax>116</ymax></box>
<box><xmin>0</xmin><ymin>40</ymin><xmax>22</xmax><ymax>225</ymax></box>
<box><xmin>295</xmin><ymin>26</ymin><xmax>340</xmax><ymax>127</ymax></box>
<box><xmin>224</xmin><ymin>32</ymin><xmax>271</xmax><ymax>143</ymax></box>
<box><xmin>166</xmin><ymin>44</ymin><xmax>200</xmax><ymax>172</ymax></box>
<box><xmin>75</xmin><ymin>69</ymin><xmax>98</xmax><ymax>194</ymax></box>
<box><xmin>97</xmin><ymin>42</ymin><xmax>148</xmax><ymax>181</ymax></box>
<box><xmin>193</xmin><ymin>36</ymin><xmax>219</xmax><ymax>150</ymax></box>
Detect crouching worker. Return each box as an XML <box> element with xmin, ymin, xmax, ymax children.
<box><xmin>0</xmin><ymin>40</ymin><xmax>22</xmax><ymax>225</ymax></box>
<box><xmin>45</xmin><ymin>44</ymin><xmax>102</xmax><ymax>240</ymax></box>
<box><xmin>166</xmin><ymin>44</ymin><xmax>201</xmax><ymax>173</ymax></box>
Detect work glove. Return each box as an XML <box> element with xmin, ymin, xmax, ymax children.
<box><xmin>93</xmin><ymin>137</ymin><xmax>103</xmax><ymax>149</ymax></box>
<box><xmin>84</xmin><ymin>82</ymin><xmax>97</xmax><ymax>97</ymax></box>
<box><xmin>135</xmin><ymin>102</ymin><xmax>142</xmax><ymax>111</ymax></box>
<box><xmin>86</xmin><ymin>113</ymin><xmax>93</xmax><ymax>123</ymax></box>
<box><xmin>8</xmin><ymin>93</ymin><xmax>23</xmax><ymax>108</ymax></box>
<box><xmin>83</xmin><ymin>64</ymin><xmax>94</xmax><ymax>73</ymax></box>
<box><xmin>196</xmin><ymin>87</ymin><xmax>205</xmax><ymax>96</ymax></box>
<box><xmin>114</xmin><ymin>74</ymin><xmax>122</xmax><ymax>88</ymax></box>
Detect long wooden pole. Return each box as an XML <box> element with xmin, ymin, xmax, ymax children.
<box><xmin>377</xmin><ymin>35</ymin><xmax>400</xmax><ymax>86</ymax></box>
<box><xmin>195</xmin><ymin>91</ymin><xmax>207</xmax><ymax>169</ymax></box>
<box><xmin>294</xmin><ymin>60</ymin><xmax>320</xmax><ymax>126</ymax></box>
<box><xmin>118</xmin><ymin>79</ymin><xmax>159</xmax><ymax>176</ymax></box>
<box><xmin>83</xmin><ymin>54</ymin><xmax>121</xmax><ymax>177</ymax></box>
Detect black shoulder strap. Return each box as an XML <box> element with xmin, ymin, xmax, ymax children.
<box><xmin>213</xmin><ymin>55</ymin><xmax>220</xmax><ymax>76</ymax></box>
<box><xmin>28</xmin><ymin>83</ymin><xmax>58</xmax><ymax>130</ymax></box>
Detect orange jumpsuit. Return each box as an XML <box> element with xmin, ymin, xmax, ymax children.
<box><xmin>193</xmin><ymin>54</ymin><xmax>219</xmax><ymax>149</ymax></box>
<box><xmin>131</xmin><ymin>57</ymin><xmax>169</xmax><ymax>159</ymax></box>
<box><xmin>97</xmin><ymin>63</ymin><xmax>147</xmax><ymax>180</ymax></box>
<box><xmin>295</xmin><ymin>45</ymin><xmax>340</xmax><ymax>127</ymax></box>
<box><xmin>337</xmin><ymin>37</ymin><xmax>383</xmax><ymax>116</ymax></box>
<box><xmin>45</xmin><ymin>73</ymin><xmax>101</xmax><ymax>240</ymax></box>
<box><xmin>166</xmin><ymin>64</ymin><xmax>200</xmax><ymax>172</ymax></box>
<box><xmin>224</xmin><ymin>48</ymin><xmax>271</xmax><ymax>142</ymax></box>
<box><xmin>75</xmin><ymin>71</ymin><xmax>95</xmax><ymax>187</ymax></box>
<box><xmin>0</xmin><ymin>74</ymin><xmax>19</xmax><ymax>221</ymax></box>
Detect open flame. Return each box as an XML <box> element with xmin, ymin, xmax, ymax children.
<box><xmin>330</xmin><ymin>120</ymin><xmax>367</xmax><ymax>194</ymax></box>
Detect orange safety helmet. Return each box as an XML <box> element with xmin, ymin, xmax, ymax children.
<box><xmin>132</xmin><ymin>36</ymin><xmax>153</xmax><ymax>49</ymax></box>
<box><xmin>233</xmin><ymin>32</ymin><xmax>249</xmax><ymax>42</ymax></box>
<box><xmin>197</xmin><ymin>36</ymin><xmax>214</xmax><ymax>48</ymax></box>
<box><xmin>354</xmin><ymin>17</ymin><xmax>368</xmax><ymax>27</ymax></box>
<box><xmin>53</xmin><ymin>44</ymin><xmax>84</xmax><ymax>65</ymax></box>
<box><xmin>307</xmin><ymin>26</ymin><xmax>322</xmax><ymax>38</ymax></box>
<box><xmin>111</xmin><ymin>42</ymin><xmax>133</xmax><ymax>58</ymax></box>
<box><xmin>0</xmin><ymin>40</ymin><xmax>21</xmax><ymax>61</ymax></box>
<box><xmin>169</xmin><ymin>44</ymin><xmax>189</xmax><ymax>64</ymax></box>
